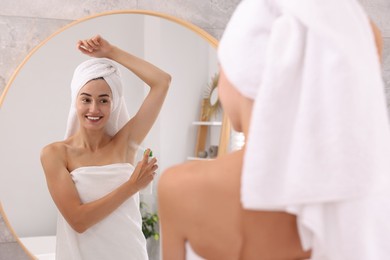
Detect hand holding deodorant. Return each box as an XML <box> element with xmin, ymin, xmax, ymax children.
<box><xmin>140</xmin><ymin>149</ymin><xmax>153</xmax><ymax>195</ymax></box>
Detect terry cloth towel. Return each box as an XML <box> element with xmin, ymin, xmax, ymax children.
<box><xmin>218</xmin><ymin>0</ymin><xmax>390</xmax><ymax>259</ymax></box>
<box><xmin>65</xmin><ymin>58</ymin><xmax>129</xmax><ymax>138</ymax></box>
<box><xmin>55</xmin><ymin>163</ymin><xmax>148</xmax><ymax>260</ymax></box>
<box><xmin>185</xmin><ymin>242</ymin><xmax>205</xmax><ymax>260</ymax></box>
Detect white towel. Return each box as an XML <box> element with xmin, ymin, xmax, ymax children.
<box><xmin>65</xmin><ymin>58</ymin><xmax>129</xmax><ymax>138</ymax></box>
<box><xmin>185</xmin><ymin>242</ymin><xmax>205</xmax><ymax>260</ymax></box>
<box><xmin>218</xmin><ymin>0</ymin><xmax>390</xmax><ymax>258</ymax></box>
<box><xmin>55</xmin><ymin>163</ymin><xmax>148</xmax><ymax>260</ymax></box>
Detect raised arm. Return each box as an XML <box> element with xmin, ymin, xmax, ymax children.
<box><xmin>41</xmin><ymin>144</ymin><xmax>157</xmax><ymax>233</ymax></box>
<box><xmin>77</xmin><ymin>35</ymin><xmax>171</xmax><ymax>145</ymax></box>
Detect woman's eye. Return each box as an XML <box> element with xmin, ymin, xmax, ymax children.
<box><xmin>100</xmin><ymin>99</ymin><xmax>109</xmax><ymax>104</ymax></box>
<box><xmin>81</xmin><ymin>98</ymin><xmax>91</xmax><ymax>103</ymax></box>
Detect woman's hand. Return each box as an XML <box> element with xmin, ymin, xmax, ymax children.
<box><xmin>128</xmin><ymin>149</ymin><xmax>158</xmax><ymax>191</ymax></box>
<box><xmin>77</xmin><ymin>34</ymin><xmax>114</xmax><ymax>58</ymax></box>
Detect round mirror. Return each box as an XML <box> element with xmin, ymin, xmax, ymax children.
<box><xmin>0</xmin><ymin>10</ymin><xmax>219</xmax><ymax>246</ymax></box>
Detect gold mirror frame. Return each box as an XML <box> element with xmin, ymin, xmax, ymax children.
<box><xmin>0</xmin><ymin>9</ymin><xmax>230</xmax><ymax>242</ymax></box>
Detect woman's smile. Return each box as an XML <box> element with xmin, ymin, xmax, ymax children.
<box><xmin>86</xmin><ymin>115</ymin><xmax>103</xmax><ymax>121</ymax></box>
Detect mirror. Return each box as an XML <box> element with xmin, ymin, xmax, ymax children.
<box><xmin>0</xmin><ymin>10</ymin><xmax>219</xmax><ymax>246</ymax></box>
<box><xmin>210</xmin><ymin>87</ymin><xmax>219</xmax><ymax>106</ymax></box>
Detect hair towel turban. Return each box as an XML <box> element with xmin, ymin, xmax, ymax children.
<box><xmin>218</xmin><ymin>0</ymin><xmax>390</xmax><ymax>258</ymax></box>
<box><xmin>65</xmin><ymin>58</ymin><xmax>129</xmax><ymax>138</ymax></box>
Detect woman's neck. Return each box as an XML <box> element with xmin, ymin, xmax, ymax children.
<box><xmin>75</xmin><ymin>128</ymin><xmax>111</xmax><ymax>151</ymax></box>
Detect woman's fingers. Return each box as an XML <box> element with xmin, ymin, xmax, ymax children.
<box><xmin>86</xmin><ymin>38</ymin><xmax>99</xmax><ymax>49</ymax></box>
<box><xmin>91</xmin><ymin>35</ymin><xmax>101</xmax><ymax>46</ymax></box>
<box><xmin>141</xmin><ymin>159</ymin><xmax>157</xmax><ymax>177</ymax></box>
<box><xmin>77</xmin><ymin>41</ymin><xmax>94</xmax><ymax>52</ymax></box>
<box><xmin>77</xmin><ymin>35</ymin><xmax>102</xmax><ymax>53</ymax></box>
<box><xmin>137</xmin><ymin>150</ymin><xmax>158</xmax><ymax>176</ymax></box>
<box><xmin>128</xmin><ymin>149</ymin><xmax>158</xmax><ymax>190</ymax></box>
<box><xmin>143</xmin><ymin>148</ymin><xmax>151</xmax><ymax>163</ymax></box>
<box><xmin>142</xmin><ymin>149</ymin><xmax>157</xmax><ymax>170</ymax></box>
<box><xmin>76</xmin><ymin>35</ymin><xmax>114</xmax><ymax>58</ymax></box>
<box><xmin>144</xmin><ymin>164</ymin><xmax>158</xmax><ymax>177</ymax></box>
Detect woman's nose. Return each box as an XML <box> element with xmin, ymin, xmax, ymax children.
<box><xmin>89</xmin><ymin>101</ymin><xmax>99</xmax><ymax>113</ymax></box>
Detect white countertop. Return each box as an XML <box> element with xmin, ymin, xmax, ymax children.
<box><xmin>19</xmin><ymin>236</ymin><xmax>56</xmax><ymax>260</ymax></box>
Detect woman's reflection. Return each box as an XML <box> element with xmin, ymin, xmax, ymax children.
<box><xmin>40</xmin><ymin>35</ymin><xmax>171</xmax><ymax>260</ymax></box>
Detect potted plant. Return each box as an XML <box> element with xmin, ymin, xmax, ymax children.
<box><xmin>140</xmin><ymin>202</ymin><xmax>159</xmax><ymax>241</ymax></box>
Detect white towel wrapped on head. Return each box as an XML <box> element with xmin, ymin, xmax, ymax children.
<box><xmin>218</xmin><ymin>0</ymin><xmax>390</xmax><ymax>258</ymax></box>
<box><xmin>65</xmin><ymin>58</ymin><xmax>130</xmax><ymax>138</ymax></box>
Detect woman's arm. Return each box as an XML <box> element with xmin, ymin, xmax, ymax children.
<box><xmin>41</xmin><ymin>144</ymin><xmax>157</xmax><ymax>233</ymax></box>
<box><xmin>77</xmin><ymin>35</ymin><xmax>171</xmax><ymax>145</ymax></box>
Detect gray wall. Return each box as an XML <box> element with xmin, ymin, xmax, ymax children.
<box><xmin>361</xmin><ymin>0</ymin><xmax>390</xmax><ymax>107</ymax></box>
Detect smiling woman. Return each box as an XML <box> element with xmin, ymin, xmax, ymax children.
<box><xmin>38</xmin><ymin>32</ymin><xmax>171</xmax><ymax>258</ymax></box>
<box><xmin>0</xmin><ymin>10</ymin><xmax>222</xmax><ymax>260</ymax></box>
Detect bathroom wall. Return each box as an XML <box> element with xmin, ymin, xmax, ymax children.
<box><xmin>0</xmin><ymin>0</ymin><xmax>388</xmax><ymax>234</ymax></box>
<box><xmin>0</xmin><ymin>1</ymin><xmax>389</xmax><ymax>259</ymax></box>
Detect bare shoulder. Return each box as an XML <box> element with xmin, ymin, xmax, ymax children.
<box><xmin>159</xmin><ymin>151</ymin><xmax>242</xmax><ymax>188</ymax></box>
<box><xmin>157</xmin><ymin>161</ymin><xmax>208</xmax><ymax>213</ymax></box>
<box><xmin>157</xmin><ymin>160</ymin><xmax>212</xmax><ymax>233</ymax></box>
<box><xmin>40</xmin><ymin>141</ymin><xmax>68</xmax><ymax>172</ymax></box>
<box><xmin>158</xmin><ymin>160</ymin><xmax>209</xmax><ymax>191</ymax></box>
<box><xmin>158</xmin><ymin>151</ymin><xmax>242</xmax><ymax>201</ymax></box>
<box><xmin>41</xmin><ymin>141</ymin><xmax>66</xmax><ymax>159</ymax></box>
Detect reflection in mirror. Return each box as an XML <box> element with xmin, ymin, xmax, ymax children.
<box><xmin>210</xmin><ymin>87</ymin><xmax>219</xmax><ymax>106</ymax></box>
<box><xmin>0</xmin><ymin>10</ymin><xmax>219</xmax><ymax>259</ymax></box>
<box><xmin>0</xmin><ymin>202</ymin><xmax>36</xmax><ymax>260</ymax></box>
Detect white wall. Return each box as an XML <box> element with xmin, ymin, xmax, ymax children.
<box><xmin>141</xmin><ymin>15</ymin><xmax>219</xmax><ymax>212</ymax></box>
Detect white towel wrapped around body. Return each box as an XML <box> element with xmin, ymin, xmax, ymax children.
<box><xmin>218</xmin><ymin>0</ymin><xmax>390</xmax><ymax>258</ymax></box>
<box><xmin>65</xmin><ymin>58</ymin><xmax>130</xmax><ymax>138</ymax></box>
<box><xmin>56</xmin><ymin>163</ymin><xmax>148</xmax><ymax>260</ymax></box>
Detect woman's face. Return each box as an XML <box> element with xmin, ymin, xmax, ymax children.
<box><xmin>76</xmin><ymin>78</ymin><xmax>112</xmax><ymax>132</ymax></box>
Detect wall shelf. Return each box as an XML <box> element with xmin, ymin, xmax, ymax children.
<box><xmin>190</xmin><ymin>98</ymin><xmax>231</xmax><ymax>161</ymax></box>
<box><xmin>192</xmin><ymin>121</ymin><xmax>222</xmax><ymax>126</ymax></box>
<box><xmin>187</xmin><ymin>156</ymin><xmax>214</xmax><ymax>161</ymax></box>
